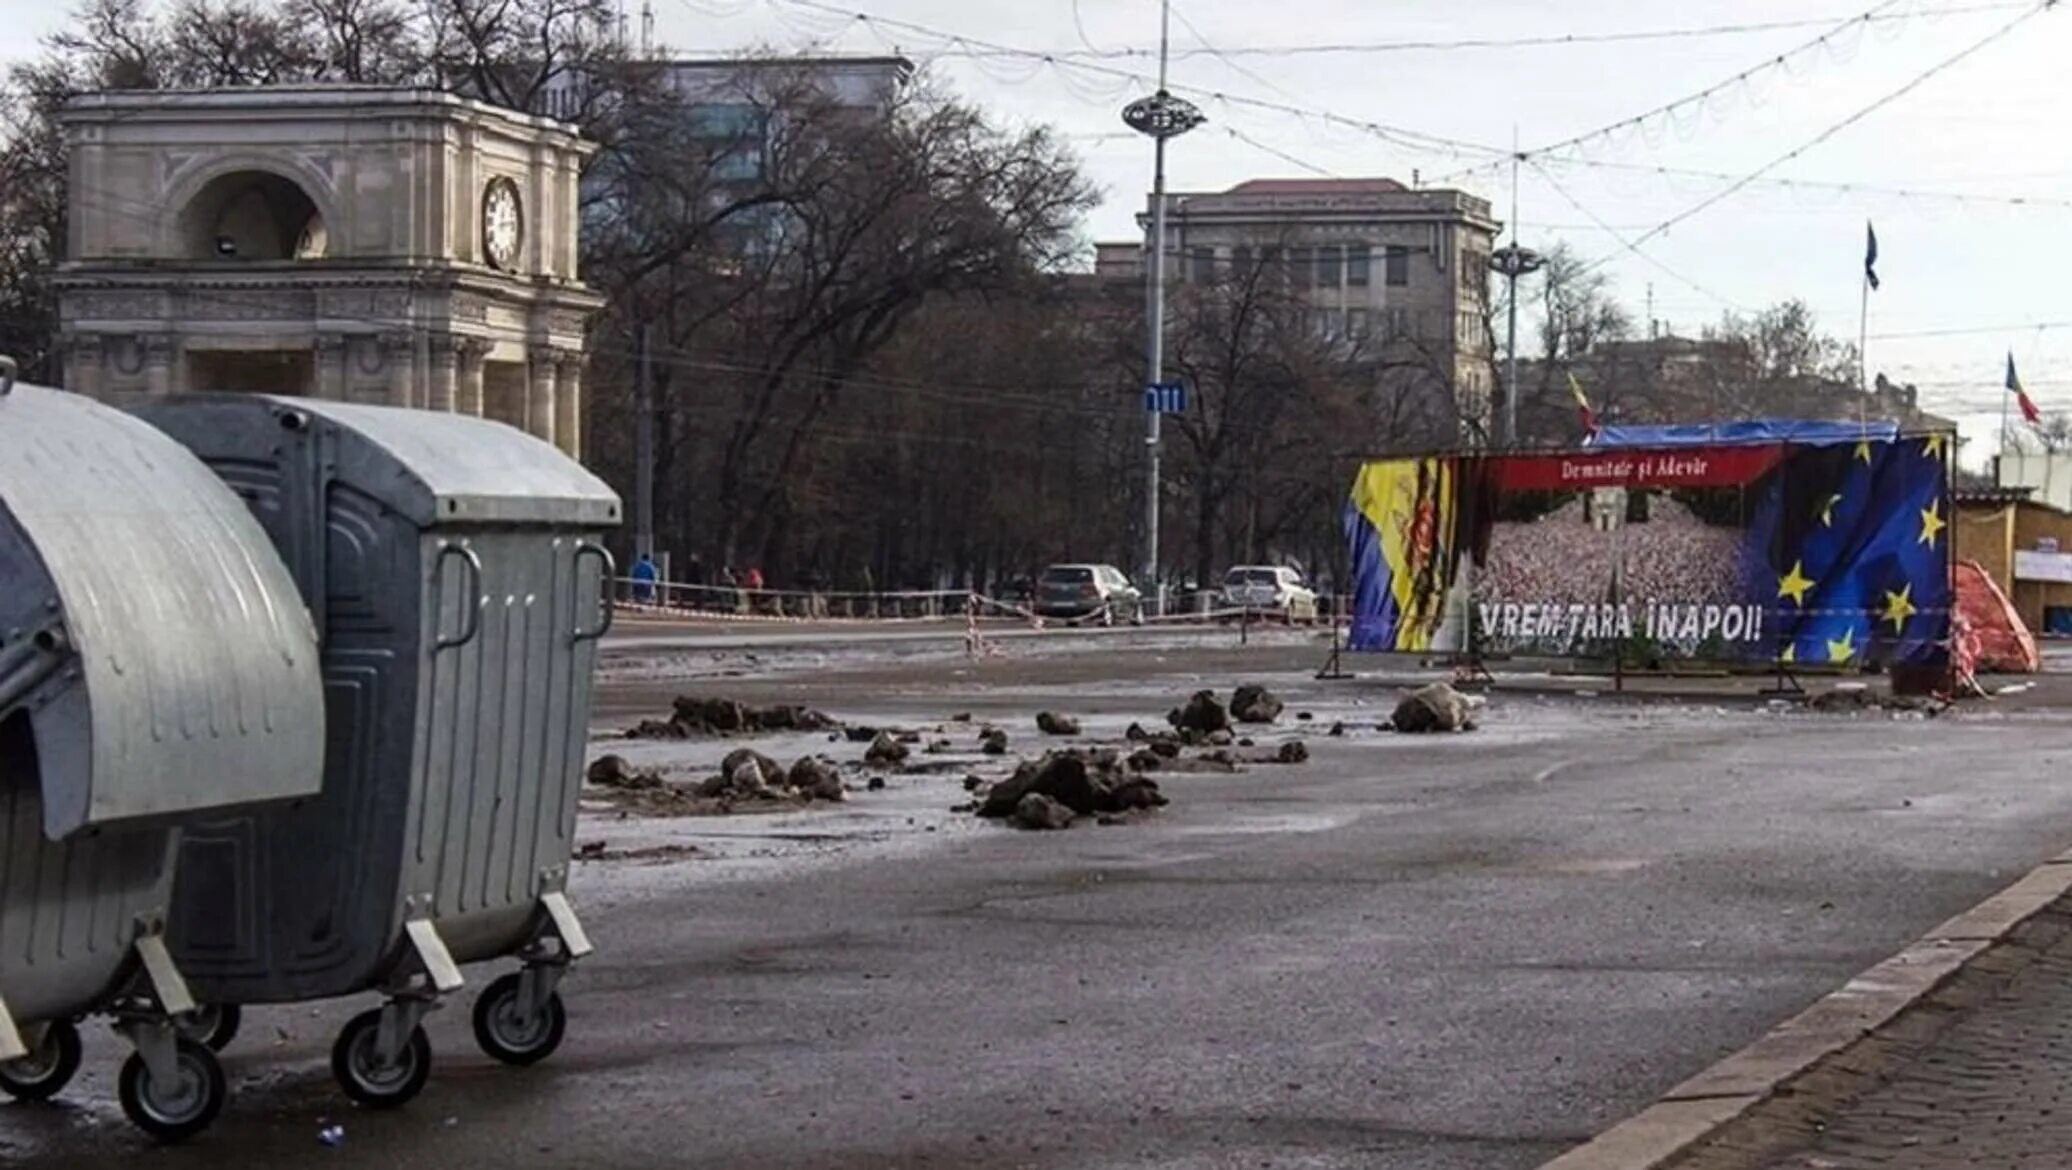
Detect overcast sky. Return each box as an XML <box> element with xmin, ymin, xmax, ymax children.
<box><xmin>5</xmin><ymin>0</ymin><xmax>2066</xmax><ymax>456</ymax></box>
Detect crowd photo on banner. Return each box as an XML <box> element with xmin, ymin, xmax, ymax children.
<box><xmin>1344</xmin><ymin>424</ymin><xmax>1955</xmax><ymax>672</ymax></box>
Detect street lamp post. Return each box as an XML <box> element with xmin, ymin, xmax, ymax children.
<box><xmin>1490</xmin><ymin>243</ymin><xmax>1544</xmax><ymax>447</ymax></box>
<box><xmin>1122</xmin><ymin>0</ymin><xmax>1203</xmax><ymax>614</ymax></box>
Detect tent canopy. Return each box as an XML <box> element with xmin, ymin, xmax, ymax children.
<box><xmin>1592</xmin><ymin>419</ymin><xmax>1903</xmax><ymax>448</ymax></box>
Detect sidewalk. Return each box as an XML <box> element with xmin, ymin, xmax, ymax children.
<box><xmin>1753</xmin><ymin>914</ymin><xmax>2072</xmax><ymax>1168</ymax></box>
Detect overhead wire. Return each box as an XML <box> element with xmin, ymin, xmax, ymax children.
<box><xmin>1427</xmin><ymin>0</ymin><xmax>1913</xmax><ymax>187</ymax></box>
<box><xmin>754</xmin><ymin>0</ymin><xmax>1507</xmax><ymax>162</ymax></box>
<box><xmin>929</xmin><ymin>4</ymin><xmax>2032</xmax><ymax>60</ymax></box>
<box><xmin>1582</xmin><ymin>0</ymin><xmax>2052</xmax><ymax>269</ymax></box>
<box><xmin>1529</xmin><ymin>154</ymin><xmax>2072</xmax><ymax>212</ymax></box>
<box><xmin>1525</xmin><ymin>158</ymin><xmax>1749</xmax><ymax>311</ymax></box>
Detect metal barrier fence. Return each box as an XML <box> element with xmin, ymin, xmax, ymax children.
<box><xmin>610</xmin><ymin>578</ymin><xmax>1344</xmax><ymax>631</ymax></box>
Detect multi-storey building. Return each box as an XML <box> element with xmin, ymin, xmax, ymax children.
<box><xmin>1096</xmin><ymin>177</ymin><xmax>1501</xmax><ymax>436</ymax></box>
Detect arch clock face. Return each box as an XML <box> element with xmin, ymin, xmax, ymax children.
<box><xmin>483</xmin><ymin>177</ymin><xmax>523</xmax><ymax>271</ymax></box>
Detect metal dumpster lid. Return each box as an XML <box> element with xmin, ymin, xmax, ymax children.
<box><xmin>0</xmin><ymin>382</ymin><xmax>325</xmax><ymax>836</ymax></box>
<box><xmin>261</xmin><ymin>397</ymin><xmax>619</xmax><ymax>527</ymax></box>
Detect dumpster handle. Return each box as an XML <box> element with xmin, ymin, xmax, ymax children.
<box><xmin>572</xmin><ymin>542</ymin><xmax>615</xmax><ymax>644</ymax></box>
<box><xmin>434</xmin><ymin>542</ymin><xmax>484</xmax><ymax>651</ymax></box>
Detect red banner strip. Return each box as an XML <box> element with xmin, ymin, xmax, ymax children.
<box><xmin>1491</xmin><ymin>444</ymin><xmax>1786</xmax><ymax>492</ymax></box>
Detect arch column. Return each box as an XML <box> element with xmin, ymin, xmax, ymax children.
<box><xmin>385</xmin><ymin>332</ymin><xmax>417</xmax><ymax>407</ymax></box>
<box><xmin>65</xmin><ymin>334</ymin><xmax>105</xmax><ymax>399</ymax></box>
<box><xmin>427</xmin><ymin>334</ymin><xmax>458</xmax><ymax>412</ymax></box>
<box><xmin>455</xmin><ymin>339</ymin><xmax>489</xmax><ymax>415</ymax></box>
<box><xmin>553</xmin><ymin>351</ymin><xmax>584</xmax><ymax>460</ymax></box>
<box><xmin>527</xmin><ymin>345</ymin><xmax>558</xmax><ymax>447</ymax></box>
<box><xmin>315</xmin><ymin>333</ymin><xmax>347</xmax><ymax>399</ymax></box>
<box><xmin>144</xmin><ymin>334</ymin><xmax>180</xmax><ymax>397</ymax></box>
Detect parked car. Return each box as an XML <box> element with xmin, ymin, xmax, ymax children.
<box><xmin>1218</xmin><ymin>565</ymin><xmax>1319</xmax><ymax>622</ymax></box>
<box><xmin>1035</xmin><ymin>563</ymin><xmax>1142</xmax><ymax>625</ymax></box>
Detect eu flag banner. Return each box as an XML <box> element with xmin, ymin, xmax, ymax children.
<box><xmin>1344</xmin><ymin>435</ymin><xmax>1952</xmax><ymax>667</ymax></box>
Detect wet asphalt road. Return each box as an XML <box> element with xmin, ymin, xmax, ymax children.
<box><xmin>7</xmin><ymin>638</ymin><xmax>2072</xmax><ymax>1169</ymax></box>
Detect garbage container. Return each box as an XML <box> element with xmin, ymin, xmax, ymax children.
<box><xmin>139</xmin><ymin>394</ymin><xmax>619</xmax><ymax>1109</ymax></box>
<box><xmin>0</xmin><ymin>368</ymin><xmax>325</xmax><ymax>1139</ymax></box>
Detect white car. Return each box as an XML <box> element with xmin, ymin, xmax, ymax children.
<box><xmin>1219</xmin><ymin>565</ymin><xmax>1318</xmax><ymax>622</ymax></box>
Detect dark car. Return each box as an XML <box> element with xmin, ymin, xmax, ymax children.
<box><xmin>1034</xmin><ymin>563</ymin><xmax>1142</xmax><ymax>625</ymax></box>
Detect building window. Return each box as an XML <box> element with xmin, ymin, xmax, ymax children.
<box><xmin>1316</xmin><ymin>246</ymin><xmax>1342</xmax><ymax>291</ymax></box>
<box><xmin>1347</xmin><ymin>244</ymin><xmax>1371</xmax><ymax>286</ymax></box>
<box><xmin>1261</xmin><ymin>246</ymin><xmax>1284</xmax><ymax>283</ymax></box>
<box><xmin>1232</xmin><ymin>245</ymin><xmax>1253</xmax><ymax>275</ymax></box>
<box><xmin>1189</xmin><ymin>247</ymin><xmax>1215</xmax><ymax>283</ymax></box>
<box><xmin>1387</xmin><ymin>307</ymin><xmax>1412</xmax><ymax>339</ymax></box>
<box><xmin>1461</xmin><ymin>251</ymin><xmax>1488</xmax><ymax>294</ymax></box>
<box><xmin>1287</xmin><ymin>247</ymin><xmax>1312</xmax><ymax>288</ymax></box>
<box><xmin>1385</xmin><ymin>245</ymin><xmax>1410</xmax><ymax>287</ymax></box>
<box><xmin>1348</xmin><ymin>308</ymin><xmax>1371</xmax><ymax>339</ymax></box>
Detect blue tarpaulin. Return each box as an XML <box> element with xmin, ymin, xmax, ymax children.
<box><xmin>1590</xmin><ymin>419</ymin><xmax>1901</xmax><ymax>449</ymax></box>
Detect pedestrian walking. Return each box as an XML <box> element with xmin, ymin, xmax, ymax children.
<box><xmin>629</xmin><ymin>551</ymin><xmax>658</xmax><ymax>605</ymax></box>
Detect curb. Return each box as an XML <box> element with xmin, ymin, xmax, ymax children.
<box><xmin>1537</xmin><ymin>853</ymin><xmax>2072</xmax><ymax>1170</ymax></box>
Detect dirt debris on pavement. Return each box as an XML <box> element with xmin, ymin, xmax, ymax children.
<box><xmin>1012</xmin><ymin>792</ymin><xmax>1076</xmax><ymax>830</ymax></box>
<box><xmin>865</xmin><ymin>731</ymin><xmax>911</xmax><ymax>768</ymax></box>
<box><xmin>626</xmin><ymin>695</ymin><xmax>839</xmax><ymax>739</ymax></box>
<box><xmin>588</xmin><ymin>754</ymin><xmax>662</xmax><ymax>790</ymax></box>
<box><xmin>1168</xmin><ymin>690</ymin><xmax>1233</xmax><ymax>735</ymax></box>
<box><xmin>1035</xmin><ymin>711</ymin><xmax>1082</xmax><ymax>736</ymax></box>
<box><xmin>974</xmin><ymin>751</ymin><xmax>1173</xmax><ymax>829</ymax></box>
<box><xmin>1268</xmin><ymin>740</ymin><xmax>1310</xmax><ymax>764</ymax></box>
<box><xmin>1805</xmin><ymin>686</ymin><xmax>1951</xmax><ymax>716</ymax></box>
<box><xmin>980</xmin><ymin>727</ymin><xmax>1010</xmax><ymax>754</ymax></box>
<box><xmin>1230</xmin><ymin>684</ymin><xmax>1285</xmax><ymax>724</ymax></box>
<box><xmin>1390</xmin><ymin>682</ymin><xmax>1481</xmax><ymax>733</ymax></box>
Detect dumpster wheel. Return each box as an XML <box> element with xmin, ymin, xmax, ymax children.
<box><xmin>0</xmin><ymin>1019</ymin><xmax>82</xmax><ymax>1102</ymax></box>
<box><xmin>177</xmin><ymin>1004</ymin><xmax>242</xmax><ymax>1053</ymax></box>
<box><xmin>118</xmin><ymin>1038</ymin><xmax>225</xmax><ymax>1142</ymax></box>
<box><xmin>473</xmin><ymin>972</ymin><xmax>567</xmax><ymax>1066</ymax></box>
<box><xmin>331</xmin><ymin>1008</ymin><xmax>432</xmax><ymax>1109</ymax></box>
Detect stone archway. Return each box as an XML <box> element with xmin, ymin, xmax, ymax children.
<box><xmin>158</xmin><ymin>154</ymin><xmax>342</xmax><ymax>262</ymax></box>
<box><xmin>177</xmin><ymin>169</ymin><xmax>328</xmax><ymax>261</ymax></box>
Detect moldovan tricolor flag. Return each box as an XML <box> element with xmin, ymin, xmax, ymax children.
<box><xmin>2007</xmin><ymin>353</ymin><xmax>2042</xmax><ymax>426</ymax></box>
<box><xmin>1568</xmin><ymin>371</ymin><xmax>1597</xmax><ymax>437</ymax></box>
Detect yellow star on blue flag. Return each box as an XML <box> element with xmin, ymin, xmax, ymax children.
<box><xmin>1918</xmin><ymin>500</ymin><xmax>1945</xmax><ymax>547</ymax></box>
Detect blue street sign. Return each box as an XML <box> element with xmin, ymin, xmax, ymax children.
<box><xmin>1144</xmin><ymin>381</ymin><xmax>1187</xmax><ymax>414</ymax></box>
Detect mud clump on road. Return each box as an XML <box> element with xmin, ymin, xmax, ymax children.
<box><xmin>1230</xmin><ymin>684</ymin><xmax>1284</xmax><ymax>724</ymax></box>
<box><xmin>865</xmin><ymin>731</ymin><xmax>911</xmax><ymax>768</ymax></box>
<box><xmin>980</xmin><ymin>728</ymin><xmax>1010</xmax><ymax>755</ymax></box>
<box><xmin>625</xmin><ymin>696</ymin><xmax>839</xmax><ymax>739</ymax></box>
<box><xmin>1168</xmin><ymin>690</ymin><xmax>1232</xmax><ymax>736</ymax></box>
<box><xmin>1390</xmin><ymin>682</ymin><xmax>1480</xmax><ymax>733</ymax></box>
<box><xmin>587</xmin><ymin>754</ymin><xmax>662</xmax><ymax>790</ymax></box>
<box><xmin>1012</xmin><ymin>793</ymin><xmax>1076</xmax><ymax>830</ymax></box>
<box><xmin>584</xmin><ymin>748</ymin><xmax>858</xmax><ymax>817</ymax></box>
<box><xmin>698</xmin><ymin>752</ymin><xmax>849</xmax><ymax>804</ymax></box>
<box><xmin>978</xmin><ymin>751</ymin><xmax>1172</xmax><ymax>829</ymax></box>
<box><xmin>1035</xmin><ymin>711</ymin><xmax>1082</xmax><ymax>736</ymax></box>
<box><xmin>1268</xmin><ymin>740</ymin><xmax>1310</xmax><ymax>764</ymax></box>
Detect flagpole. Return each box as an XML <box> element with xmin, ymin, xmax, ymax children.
<box><xmin>1857</xmin><ymin>269</ymin><xmax>1870</xmax><ymax>392</ymax></box>
<box><xmin>2001</xmin><ymin>354</ymin><xmax>2012</xmax><ymax>468</ymax></box>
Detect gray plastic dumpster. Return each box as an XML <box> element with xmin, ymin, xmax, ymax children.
<box><xmin>138</xmin><ymin>393</ymin><xmax>619</xmax><ymax>1109</ymax></box>
<box><xmin>0</xmin><ymin>361</ymin><xmax>325</xmax><ymax>1140</ymax></box>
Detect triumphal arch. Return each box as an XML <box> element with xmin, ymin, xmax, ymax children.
<box><xmin>57</xmin><ymin>86</ymin><xmax>598</xmax><ymax>458</ymax></box>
